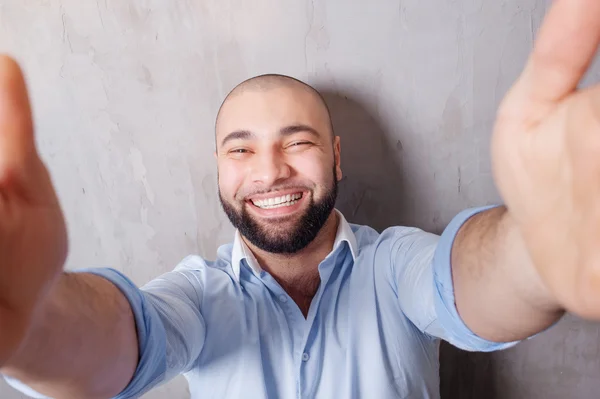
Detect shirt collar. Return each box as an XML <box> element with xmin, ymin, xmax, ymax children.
<box><xmin>231</xmin><ymin>209</ymin><xmax>358</xmax><ymax>283</ymax></box>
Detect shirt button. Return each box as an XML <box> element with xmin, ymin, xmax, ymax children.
<box><xmin>302</xmin><ymin>352</ymin><xmax>310</xmax><ymax>362</ymax></box>
<box><xmin>278</xmin><ymin>294</ymin><xmax>288</xmax><ymax>303</ymax></box>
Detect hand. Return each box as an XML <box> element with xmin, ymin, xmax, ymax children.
<box><xmin>0</xmin><ymin>56</ymin><xmax>67</xmax><ymax>366</ymax></box>
<box><xmin>492</xmin><ymin>0</ymin><xmax>600</xmax><ymax>319</ymax></box>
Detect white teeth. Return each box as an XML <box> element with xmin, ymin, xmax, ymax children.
<box><xmin>251</xmin><ymin>193</ymin><xmax>303</xmax><ymax>209</ymax></box>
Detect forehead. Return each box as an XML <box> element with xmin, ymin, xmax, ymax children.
<box><xmin>216</xmin><ymin>86</ymin><xmax>330</xmax><ymax>142</ymax></box>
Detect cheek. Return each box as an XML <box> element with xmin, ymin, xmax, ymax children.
<box><xmin>218</xmin><ymin>162</ymin><xmax>246</xmax><ymax>199</ymax></box>
<box><xmin>290</xmin><ymin>155</ymin><xmax>333</xmax><ymax>188</ymax></box>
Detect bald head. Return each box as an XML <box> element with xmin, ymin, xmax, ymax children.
<box><xmin>215</xmin><ymin>74</ymin><xmax>333</xmax><ymax>141</ymax></box>
<box><xmin>227</xmin><ymin>74</ymin><xmax>319</xmax><ymax>96</ymax></box>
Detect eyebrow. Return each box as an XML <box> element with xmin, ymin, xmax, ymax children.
<box><xmin>220</xmin><ymin>130</ymin><xmax>255</xmax><ymax>147</ymax></box>
<box><xmin>220</xmin><ymin>124</ymin><xmax>321</xmax><ymax>148</ymax></box>
<box><xmin>279</xmin><ymin>124</ymin><xmax>321</xmax><ymax>138</ymax></box>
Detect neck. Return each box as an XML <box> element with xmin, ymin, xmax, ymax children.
<box><xmin>243</xmin><ymin>211</ymin><xmax>339</xmax><ymax>316</ymax></box>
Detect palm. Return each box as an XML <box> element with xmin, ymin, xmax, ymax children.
<box><xmin>492</xmin><ymin>0</ymin><xmax>600</xmax><ymax>318</ymax></box>
<box><xmin>0</xmin><ymin>193</ymin><xmax>67</xmax><ymax>314</ymax></box>
<box><xmin>0</xmin><ymin>57</ymin><xmax>67</xmax><ymax>366</ymax></box>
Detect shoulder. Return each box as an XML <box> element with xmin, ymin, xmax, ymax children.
<box><xmin>146</xmin><ymin>242</ymin><xmax>238</xmax><ymax>290</ymax></box>
<box><xmin>351</xmin><ymin>223</ymin><xmax>437</xmax><ymax>255</ymax></box>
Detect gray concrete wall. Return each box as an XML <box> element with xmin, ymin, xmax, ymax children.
<box><xmin>1</xmin><ymin>0</ymin><xmax>599</xmax><ymax>397</ymax></box>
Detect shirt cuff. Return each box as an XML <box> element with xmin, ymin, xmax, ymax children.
<box><xmin>432</xmin><ymin>206</ymin><xmax>520</xmax><ymax>352</ymax></box>
<box><xmin>78</xmin><ymin>267</ymin><xmax>168</xmax><ymax>399</ymax></box>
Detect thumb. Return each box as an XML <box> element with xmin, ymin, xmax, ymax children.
<box><xmin>501</xmin><ymin>0</ymin><xmax>600</xmax><ymax>119</ymax></box>
<box><xmin>0</xmin><ymin>55</ymin><xmax>52</xmax><ymax>203</ymax></box>
<box><xmin>0</xmin><ymin>55</ymin><xmax>35</xmax><ymax>178</ymax></box>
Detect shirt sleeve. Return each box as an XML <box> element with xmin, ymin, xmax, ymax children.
<box><xmin>389</xmin><ymin>206</ymin><xmax>519</xmax><ymax>352</ymax></box>
<box><xmin>3</xmin><ymin>255</ymin><xmax>207</xmax><ymax>399</ymax></box>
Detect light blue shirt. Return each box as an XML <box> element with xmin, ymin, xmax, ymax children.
<box><xmin>6</xmin><ymin>207</ymin><xmax>517</xmax><ymax>399</ymax></box>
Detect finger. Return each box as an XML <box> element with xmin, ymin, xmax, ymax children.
<box><xmin>517</xmin><ymin>0</ymin><xmax>600</xmax><ymax>106</ymax></box>
<box><xmin>0</xmin><ymin>55</ymin><xmax>36</xmax><ymax>186</ymax></box>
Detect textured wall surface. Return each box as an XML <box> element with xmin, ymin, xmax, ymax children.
<box><xmin>1</xmin><ymin>0</ymin><xmax>600</xmax><ymax>398</ymax></box>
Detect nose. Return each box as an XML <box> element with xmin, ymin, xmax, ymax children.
<box><xmin>250</xmin><ymin>149</ymin><xmax>291</xmax><ymax>186</ymax></box>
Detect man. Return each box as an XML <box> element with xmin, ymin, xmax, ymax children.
<box><xmin>1</xmin><ymin>1</ymin><xmax>600</xmax><ymax>398</ymax></box>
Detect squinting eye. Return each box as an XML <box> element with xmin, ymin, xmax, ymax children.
<box><xmin>290</xmin><ymin>141</ymin><xmax>311</xmax><ymax>147</ymax></box>
<box><xmin>230</xmin><ymin>149</ymin><xmax>248</xmax><ymax>154</ymax></box>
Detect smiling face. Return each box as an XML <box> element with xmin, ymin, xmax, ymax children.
<box><xmin>216</xmin><ymin>77</ymin><xmax>342</xmax><ymax>254</ymax></box>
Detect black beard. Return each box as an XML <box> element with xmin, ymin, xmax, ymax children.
<box><xmin>219</xmin><ymin>173</ymin><xmax>338</xmax><ymax>254</ymax></box>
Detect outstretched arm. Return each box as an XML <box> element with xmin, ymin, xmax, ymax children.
<box><xmin>453</xmin><ymin>0</ymin><xmax>600</xmax><ymax>341</ymax></box>
<box><xmin>0</xmin><ymin>56</ymin><xmax>139</xmax><ymax>398</ymax></box>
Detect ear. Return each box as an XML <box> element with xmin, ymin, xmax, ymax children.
<box><xmin>333</xmin><ymin>136</ymin><xmax>342</xmax><ymax>181</ymax></box>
